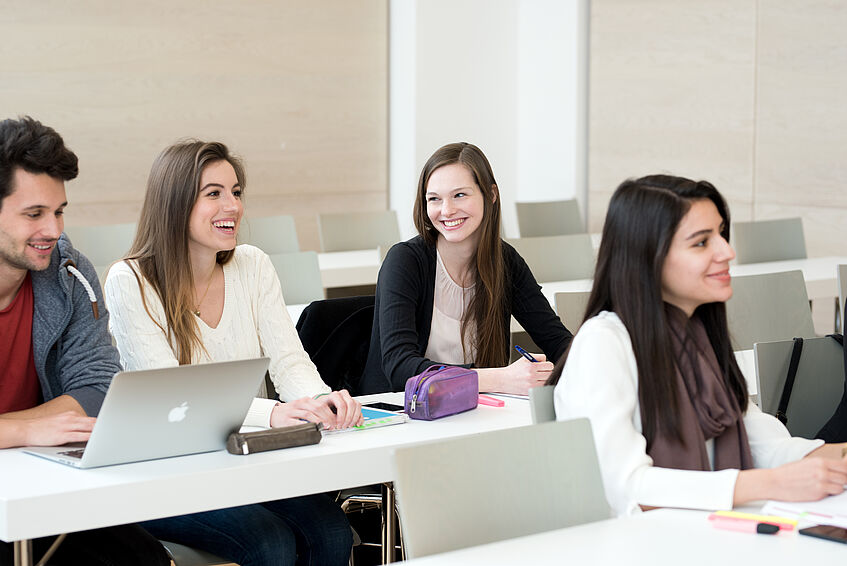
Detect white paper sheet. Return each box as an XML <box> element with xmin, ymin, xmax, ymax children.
<box><xmin>761</xmin><ymin>490</ymin><xmax>847</xmax><ymax>528</ymax></box>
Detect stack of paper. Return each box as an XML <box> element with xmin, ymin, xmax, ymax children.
<box><xmin>761</xmin><ymin>491</ymin><xmax>847</xmax><ymax>528</ymax></box>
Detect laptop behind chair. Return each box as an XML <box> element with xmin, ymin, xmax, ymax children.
<box><xmin>24</xmin><ymin>357</ymin><xmax>269</xmax><ymax>468</ymax></box>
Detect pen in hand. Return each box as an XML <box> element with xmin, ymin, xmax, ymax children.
<box><xmin>514</xmin><ymin>345</ymin><xmax>539</xmax><ymax>363</ymax></box>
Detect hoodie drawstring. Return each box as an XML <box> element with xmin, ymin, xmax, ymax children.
<box><xmin>62</xmin><ymin>260</ymin><xmax>100</xmax><ymax>319</ymax></box>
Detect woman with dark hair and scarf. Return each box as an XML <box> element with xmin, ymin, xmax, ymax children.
<box><xmin>550</xmin><ymin>174</ymin><xmax>847</xmax><ymax>516</ymax></box>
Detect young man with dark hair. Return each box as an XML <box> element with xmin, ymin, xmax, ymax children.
<box><xmin>0</xmin><ymin>116</ymin><xmax>169</xmax><ymax>565</ymax></box>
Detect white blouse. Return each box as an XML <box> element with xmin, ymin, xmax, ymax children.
<box><xmin>554</xmin><ymin>311</ymin><xmax>823</xmax><ymax>516</ymax></box>
<box><xmin>104</xmin><ymin>244</ymin><xmax>329</xmax><ymax>428</ymax></box>
<box><xmin>424</xmin><ymin>250</ymin><xmax>476</xmax><ymax>365</ymax></box>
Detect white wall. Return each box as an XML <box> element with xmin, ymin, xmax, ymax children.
<box><xmin>389</xmin><ymin>0</ymin><xmax>588</xmax><ymax>239</ymax></box>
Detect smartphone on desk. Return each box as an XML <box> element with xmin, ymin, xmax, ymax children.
<box><xmin>798</xmin><ymin>524</ymin><xmax>847</xmax><ymax>544</ymax></box>
<box><xmin>363</xmin><ymin>402</ymin><xmax>405</xmax><ymax>413</ymax></box>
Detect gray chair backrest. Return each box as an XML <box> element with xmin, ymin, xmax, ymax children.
<box><xmin>554</xmin><ymin>291</ymin><xmax>591</xmax><ymax>331</ymax></box>
<box><xmin>726</xmin><ymin>270</ymin><xmax>815</xmax><ymax>350</ymax></box>
<box><xmin>754</xmin><ymin>337</ymin><xmax>845</xmax><ymax>439</ymax></box>
<box><xmin>529</xmin><ymin>385</ymin><xmax>556</xmax><ymax>424</ymax></box>
<box><xmin>516</xmin><ymin>199</ymin><xmax>584</xmax><ymax>238</ymax></box>
<box><xmin>268</xmin><ymin>251</ymin><xmax>324</xmax><ymax>305</ymax></box>
<box><xmin>733</xmin><ymin>218</ymin><xmax>807</xmax><ymax>264</ymax></box>
<box><xmin>318</xmin><ymin>210</ymin><xmax>400</xmax><ymax>252</ymax></box>
<box><xmin>506</xmin><ymin>234</ymin><xmax>595</xmax><ymax>283</ymax></box>
<box><xmin>63</xmin><ymin>222</ymin><xmax>137</xmax><ymax>266</ymax></box>
<box><xmin>393</xmin><ymin>419</ymin><xmax>610</xmax><ymax>559</ymax></box>
<box><xmin>838</xmin><ymin>264</ymin><xmax>846</xmax><ymax>333</ymax></box>
<box><xmin>240</xmin><ymin>214</ymin><xmax>299</xmax><ymax>254</ymax></box>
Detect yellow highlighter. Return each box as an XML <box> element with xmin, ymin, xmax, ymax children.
<box><xmin>712</xmin><ymin>510</ymin><xmax>797</xmax><ymax>531</ymax></box>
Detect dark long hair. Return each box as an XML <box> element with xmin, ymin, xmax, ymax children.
<box><xmin>125</xmin><ymin>140</ymin><xmax>245</xmax><ymax>365</ymax></box>
<box><xmin>549</xmin><ymin>175</ymin><xmax>747</xmax><ymax>447</ymax></box>
<box><xmin>412</xmin><ymin>142</ymin><xmax>509</xmax><ymax>368</ymax></box>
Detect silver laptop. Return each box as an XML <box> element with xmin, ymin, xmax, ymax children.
<box><xmin>24</xmin><ymin>357</ymin><xmax>269</xmax><ymax>468</ymax></box>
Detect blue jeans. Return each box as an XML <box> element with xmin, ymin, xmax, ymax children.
<box><xmin>141</xmin><ymin>494</ymin><xmax>352</xmax><ymax>566</ymax></box>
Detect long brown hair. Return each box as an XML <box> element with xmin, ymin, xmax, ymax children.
<box><xmin>413</xmin><ymin>142</ymin><xmax>508</xmax><ymax>368</ymax></box>
<box><xmin>125</xmin><ymin>140</ymin><xmax>246</xmax><ymax>364</ymax></box>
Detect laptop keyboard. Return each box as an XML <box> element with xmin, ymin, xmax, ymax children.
<box><xmin>58</xmin><ymin>449</ymin><xmax>85</xmax><ymax>459</ymax></box>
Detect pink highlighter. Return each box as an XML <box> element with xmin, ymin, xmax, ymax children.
<box><xmin>708</xmin><ymin>512</ymin><xmax>790</xmax><ymax>535</ymax></box>
<box><xmin>478</xmin><ymin>394</ymin><xmax>505</xmax><ymax>407</ymax></box>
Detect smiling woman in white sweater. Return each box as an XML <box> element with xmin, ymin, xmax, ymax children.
<box><xmin>551</xmin><ymin>174</ymin><xmax>847</xmax><ymax>517</ymax></box>
<box><xmin>106</xmin><ymin>243</ymin><xmax>329</xmax><ymax>427</ymax></box>
<box><xmin>103</xmin><ymin>140</ymin><xmax>358</xmax><ymax>566</ymax></box>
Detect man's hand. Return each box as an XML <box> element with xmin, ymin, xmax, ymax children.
<box><xmin>0</xmin><ymin>411</ymin><xmax>95</xmax><ymax>448</ymax></box>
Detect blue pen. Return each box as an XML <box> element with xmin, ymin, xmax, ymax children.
<box><xmin>514</xmin><ymin>345</ymin><xmax>539</xmax><ymax>363</ymax></box>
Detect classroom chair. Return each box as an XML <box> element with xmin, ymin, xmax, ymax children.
<box><xmin>240</xmin><ymin>214</ymin><xmax>299</xmax><ymax>254</ymax></box>
<box><xmin>516</xmin><ymin>199</ymin><xmax>584</xmax><ymax>238</ymax></box>
<box><xmin>732</xmin><ymin>217</ymin><xmax>806</xmax><ymax>264</ymax></box>
<box><xmin>63</xmin><ymin>222</ymin><xmax>137</xmax><ymax>266</ymax></box>
<box><xmin>725</xmin><ymin>270</ymin><xmax>815</xmax><ymax>351</ymax></box>
<box><xmin>529</xmin><ymin>385</ymin><xmax>556</xmax><ymax>424</ymax></box>
<box><xmin>554</xmin><ymin>291</ymin><xmax>591</xmax><ymax>331</ymax></box>
<box><xmin>754</xmin><ymin>336</ymin><xmax>845</xmax><ymax>439</ymax></box>
<box><xmin>295</xmin><ymin>296</ymin><xmax>401</xmax><ymax>561</ymax></box>
<box><xmin>317</xmin><ymin>210</ymin><xmax>401</xmax><ymax>253</ymax></box>
<box><xmin>505</xmin><ymin>234</ymin><xmax>595</xmax><ymax>283</ymax></box>
<box><xmin>268</xmin><ymin>251</ymin><xmax>324</xmax><ymax>306</ymax></box>
<box><xmin>393</xmin><ymin>419</ymin><xmax>610</xmax><ymax>559</ymax></box>
<box><xmin>295</xmin><ymin>295</ymin><xmax>374</xmax><ymax>394</ymax></box>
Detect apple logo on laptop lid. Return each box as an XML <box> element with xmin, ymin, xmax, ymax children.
<box><xmin>168</xmin><ymin>401</ymin><xmax>189</xmax><ymax>423</ymax></box>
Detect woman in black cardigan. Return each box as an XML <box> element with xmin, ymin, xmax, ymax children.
<box><xmin>360</xmin><ymin>142</ymin><xmax>573</xmax><ymax>394</ymax></box>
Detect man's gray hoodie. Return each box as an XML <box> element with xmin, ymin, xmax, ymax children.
<box><xmin>29</xmin><ymin>233</ymin><xmax>120</xmax><ymax>416</ymax></box>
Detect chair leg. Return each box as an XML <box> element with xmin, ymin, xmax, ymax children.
<box><xmin>380</xmin><ymin>483</ymin><xmax>397</xmax><ymax>564</ymax></box>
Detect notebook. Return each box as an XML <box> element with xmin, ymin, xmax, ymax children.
<box><xmin>24</xmin><ymin>357</ymin><xmax>269</xmax><ymax>468</ymax></box>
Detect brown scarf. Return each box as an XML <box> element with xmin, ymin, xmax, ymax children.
<box><xmin>646</xmin><ymin>304</ymin><xmax>753</xmax><ymax>471</ymax></box>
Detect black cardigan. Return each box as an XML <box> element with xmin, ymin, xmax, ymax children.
<box><xmin>359</xmin><ymin>236</ymin><xmax>573</xmax><ymax>394</ymax></box>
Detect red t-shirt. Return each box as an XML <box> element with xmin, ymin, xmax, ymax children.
<box><xmin>0</xmin><ymin>272</ymin><xmax>41</xmax><ymax>413</ymax></box>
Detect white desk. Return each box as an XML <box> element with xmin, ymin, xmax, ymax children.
<box><xmin>287</xmin><ymin>302</ymin><xmax>307</xmax><ymax>324</ymax></box>
<box><xmin>319</xmin><ymin>249</ymin><xmax>381</xmax><ymax>289</ymax></box>
<box><xmin>0</xmin><ymin>393</ymin><xmax>530</xmax><ymax>563</ymax></box>
<box><xmin>315</xmin><ymin>235</ymin><xmax>604</xmax><ymax>291</ymax></box>
<box><xmin>536</xmin><ymin>256</ymin><xmax>847</xmax><ymax>308</ymax></box>
<box><xmin>400</xmin><ymin>508</ymin><xmax>841</xmax><ymax>565</ymax></box>
<box><xmin>509</xmin><ymin>256</ymin><xmax>847</xmax><ymax>334</ymax></box>
<box><xmin>318</xmin><ymin>250</ymin><xmax>845</xmax><ymax>314</ymax></box>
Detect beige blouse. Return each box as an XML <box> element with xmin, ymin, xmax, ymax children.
<box><xmin>424</xmin><ymin>250</ymin><xmax>477</xmax><ymax>365</ymax></box>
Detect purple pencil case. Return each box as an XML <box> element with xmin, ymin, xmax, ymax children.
<box><xmin>404</xmin><ymin>365</ymin><xmax>478</xmax><ymax>421</ymax></box>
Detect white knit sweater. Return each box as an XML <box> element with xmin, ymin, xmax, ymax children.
<box><xmin>104</xmin><ymin>244</ymin><xmax>329</xmax><ymax>427</ymax></box>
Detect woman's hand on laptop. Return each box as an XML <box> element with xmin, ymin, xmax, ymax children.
<box><xmin>23</xmin><ymin>412</ymin><xmax>96</xmax><ymax>446</ymax></box>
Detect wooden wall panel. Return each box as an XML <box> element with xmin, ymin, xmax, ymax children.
<box><xmin>588</xmin><ymin>0</ymin><xmax>756</xmax><ymax>232</ymax></box>
<box><xmin>755</xmin><ymin>0</ymin><xmax>847</xmax><ymax>256</ymax></box>
<box><xmin>0</xmin><ymin>1</ymin><xmax>388</xmax><ymax>251</ymax></box>
<box><xmin>589</xmin><ymin>1</ymin><xmax>846</xmax><ymax>257</ymax></box>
